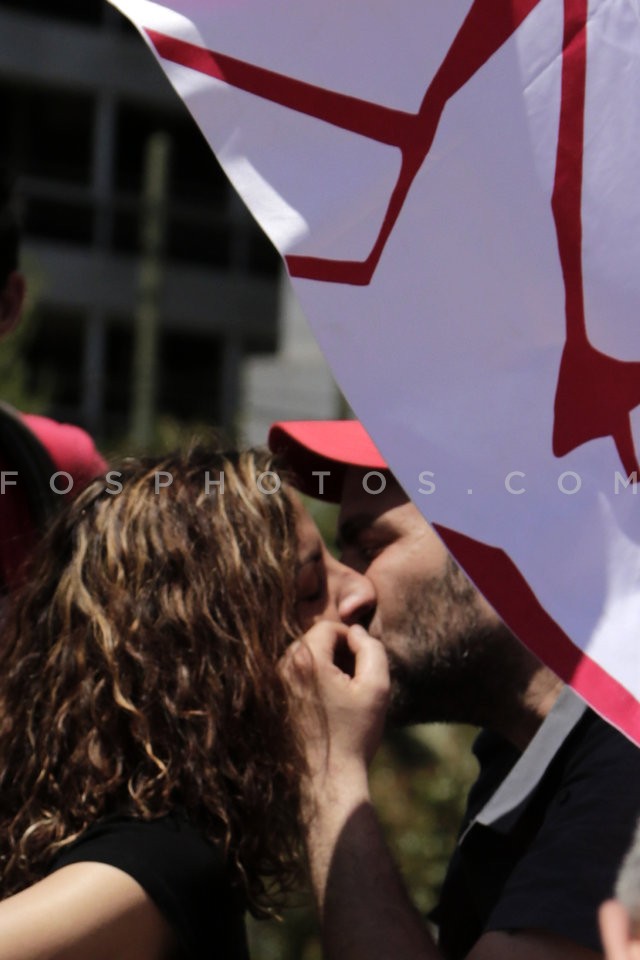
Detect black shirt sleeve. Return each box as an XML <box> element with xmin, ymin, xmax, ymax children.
<box><xmin>48</xmin><ymin>813</ymin><xmax>249</xmax><ymax>960</ymax></box>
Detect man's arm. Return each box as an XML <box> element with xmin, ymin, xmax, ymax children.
<box><xmin>307</xmin><ymin>778</ymin><xmax>439</xmax><ymax>960</ymax></box>
<box><xmin>283</xmin><ymin>624</ymin><xmax>602</xmax><ymax>960</ymax></box>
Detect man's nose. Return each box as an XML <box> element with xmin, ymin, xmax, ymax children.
<box><xmin>333</xmin><ymin>560</ymin><xmax>376</xmax><ymax>627</ymax></box>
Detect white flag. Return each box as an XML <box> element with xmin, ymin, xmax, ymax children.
<box><xmin>109</xmin><ymin>0</ymin><xmax>640</xmax><ymax>742</ymax></box>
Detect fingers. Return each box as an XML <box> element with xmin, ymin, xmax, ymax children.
<box><xmin>281</xmin><ymin>622</ymin><xmax>391</xmax><ymax>778</ymax></box>
<box><xmin>285</xmin><ymin>621</ymin><xmax>389</xmax><ymax>691</ymax></box>
<box><xmin>286</xmin><ymin>622</ymin><xmax>350</xmax><ymax>680</ymax></box>
<box><xmin>347</xmin><ymin>625</ymin><xmax>389</xmax><ymax>683</ymax></box>
<box><xmin>304</xmin><ymin>621</ymin><xmax>351</xmax><ymax>660</ymax></box>
<box><xmin>281</xmin><ymin>621</ymin><xmax>349</xmax><ymax>683</ymax></box>
<box><xmin>281</xmin><ymin>621</ymin><xmax>389</xmax><ymax>711</ymax></box>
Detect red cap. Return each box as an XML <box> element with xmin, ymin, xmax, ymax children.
<box><xmin>268</xmin><ymin>420</ymin><xmax>388</xmax><ymax>501</ymax></box>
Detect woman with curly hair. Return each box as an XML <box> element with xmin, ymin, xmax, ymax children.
<box><xmin>0</xmin><ymin>446</ymin><xmax>375</xmax><ymax>960</ymax></box>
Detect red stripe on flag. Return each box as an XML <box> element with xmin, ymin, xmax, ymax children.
<box><xmin>435</xmin><ymin>524</ymin><xmax>640</xmax><ymax>744</ymax></box>
<box><xmin>145</xmin><ymin>28</ymin><xmax>413</xmax><ymax>148</ymax></box>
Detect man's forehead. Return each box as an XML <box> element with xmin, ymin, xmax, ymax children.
<box><xmin>339</xmin><ymin>467</ymin><xmax>408</xmax><ymax>524</ymax></box>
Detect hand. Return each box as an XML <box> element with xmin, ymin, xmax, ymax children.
<box><xmin>282</xmin><ymin>622</ymin><xmax>390</xmax><ymax>786</ymax></box>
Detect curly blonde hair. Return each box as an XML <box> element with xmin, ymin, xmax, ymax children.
<box><xmin>0</xmin><ymin>447</ymin><xmax>304</xmax><ymax>913</ymax></box>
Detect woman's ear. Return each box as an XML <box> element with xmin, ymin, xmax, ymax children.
<box><xmin>0</xmin><ymin>270</ymin><xmax>26</xmax><ymax>338</ymax></box>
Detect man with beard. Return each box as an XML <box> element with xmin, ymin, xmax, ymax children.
<box><xmin>272</xmin><ymin>420</ymin><xmax>640</xmax><ymax>960</ymax></box>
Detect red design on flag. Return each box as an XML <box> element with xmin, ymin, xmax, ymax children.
<box><xmin>147</xmin><ymin>0</ymin><xmax>640</xmax><ymax>475</ymax></box>
<box><xmin>435</xmin><ymin>524</ymin><xmax>640</xmax><ymax>742</ymax></box>
<box><xmin>551</xmin><ymin>0</ymin><xmax>640</xmax><ymax>477</ymax></box>
<box><xmin>146</xmin><ymin>0</ymin><xmax>540</xmax><ymax>285</ymax></box>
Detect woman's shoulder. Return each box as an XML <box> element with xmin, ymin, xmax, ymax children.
<box><xmin>49</xmin><ymin>812</ymin><xmax>249</xmax><ymax>960</ymax></box>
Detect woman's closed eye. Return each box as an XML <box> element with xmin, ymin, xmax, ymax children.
<box><xmin>295</xmin><ymin>559</ymin><xmax>326</xmax><ymax>605</ymax></box>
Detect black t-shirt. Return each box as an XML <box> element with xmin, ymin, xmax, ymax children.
<box><xmin>48</xmin><ymin>813</ymin><xmax>249</xmax><ymax>960</ymax></box>
<box><xmin>434</xmin><ymin>697</ymin><xmax>640</xmax><ymax>959</ymax></box>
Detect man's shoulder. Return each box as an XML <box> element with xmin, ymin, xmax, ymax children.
<box><xmin>463</xmin><ymin>689</ymin><xmax>626</xmax><ymax>837</ymax></box>
<box><xmin>21</xmin><ymin>413</ymin><xmax>106</xmax><ymax>486</ymax></box>
<box><xmin>559</xmin><ymin>703</ymin><xmax>640</xmax><ymax>784</ymax></box>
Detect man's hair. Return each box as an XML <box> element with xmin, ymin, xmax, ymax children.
<box><xmin>0</xmin><ymin>446</ymin><xmax>305</xmax><ymax>915</ymax></box>
<box><xmin>0</xmin><ymin>170</ymin><xmax>19</xmax><ymax>289</ymax></box>
<box><xmin>615</xmin><ymin>819</ymin><xmax>640</xmax><ymax>930</ymax></box>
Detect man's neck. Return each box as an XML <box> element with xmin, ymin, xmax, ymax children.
<box><xmin>495</xmin><ymin>665</ymin><xmax>564</xmax><ymax>752</ymax></box>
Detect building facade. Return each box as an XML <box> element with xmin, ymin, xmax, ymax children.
<box><xmin>0</xmin><ymin>0</ymin><xmax>283</xmax><ymax>442</ymax></box>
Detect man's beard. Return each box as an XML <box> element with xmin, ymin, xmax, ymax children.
<box><xmin>384</xmin><ymin>557</ymin><xmax>521</xmax><ymax>728</ymax></box>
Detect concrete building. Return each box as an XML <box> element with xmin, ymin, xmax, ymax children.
<box><xmin>242</xmin><ymin>271</ymin><xmax>344</xmax><ymax>446</ymax></box>
<box><xmin>0</xmin><ymin>0</ymin><xmax>338</xmax><ymax>447</ymax></box>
